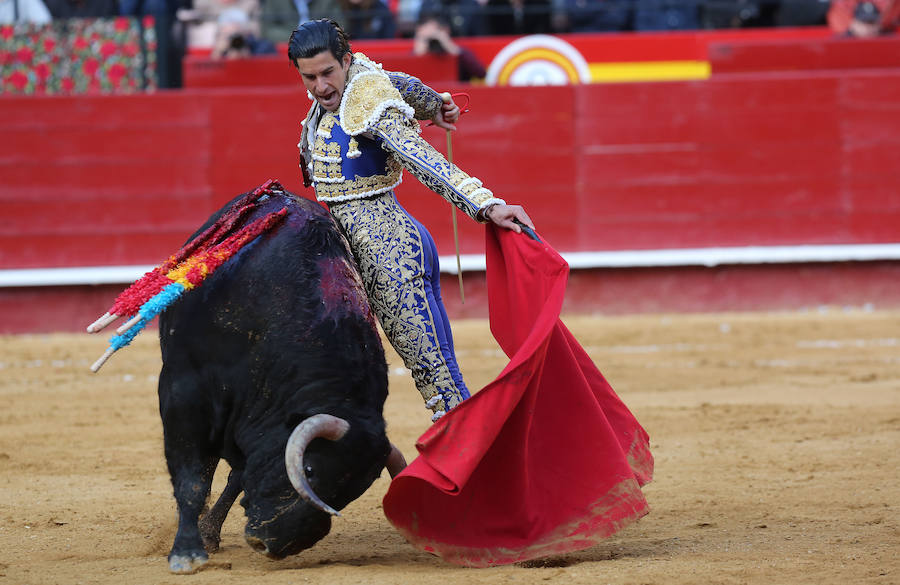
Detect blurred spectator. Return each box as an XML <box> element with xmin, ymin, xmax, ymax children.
<box><xmin>828</xmin><ymin>0</ymin><xmax>900</xmax><ymax>36</ymax></box>
<box><xmin>181</xmin><ymin>0</ymin><xmax>258</xmax><ymax>47</ymax></box>
<box><xmin>211</xmin><ymin>4</ymin><xmax>275</xmax><ymax>57</ymax></box>
<box><xmin>45</xmin><ymin>0</ymin><xmax>117</xmax><ymax>17</ymax></box>
<box><xmin>485</xmin><ymin>0</ymin><xmax>551</xmax><ymax>34</ymax></box>
<box><xmin>394</xmin><ymin>0</ymin><xmax>418</xmax><ymax>34</ymax></box>
<box><xmin>258</xmin><ymin>0</ymin><xmax>344</xmax><ymax>46</ymax></box>
<box><xmin>413</xmin><ymin>10</ymin><xmax>486</xmax><ymax>80</ymax></box>
<box><xmin>774</xmin><ymin>0</ymin><xmax>828</xmax><ymax>27</ymax></box>
<box><xmin>0</xmin><ymin>0</ymin><xmax>52</xmax><ymax>23</ymax></box>
<box><xmin>120</xmin><ymin>0</ymin><xmax>187</xmax><ymax>88</ymax></box>
<box><xmin>562</xmin><ymin>0</ymin><xmax>629</xmax><ymax>32</ymax></box>
<box><xmin>340</xmin><ymin>0</ymin><xmax>395</xmax><ymax>38</ymax></box>
<box><xmin>418</xmin><ymin>0</ymin><xmax>487</xmax><ymax>36</ymax></box>
<box><xmin>634</xmin><ymin>0</ymin><xmax>699</xmax><ymax>30</ymax></box>
<box><xmin>119</xmin><ymin>0</ymin><xmax>181</xmax><ymax>17</ymax></box>
<box><xmin>701</xmin><ymin>0</ymin><xmax>778</xmax><ymax>29</ymax></box>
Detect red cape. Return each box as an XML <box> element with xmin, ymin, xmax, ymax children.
<box><xmin>382</xmin><ymin>225</ymin><xmax>653</xmax><ymax>567</ymax></box>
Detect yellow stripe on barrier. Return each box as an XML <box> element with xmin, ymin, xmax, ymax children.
<box><xmin>589</xmin><ymin>60</ymin><xmax>711</xmax><ymax>83</ymax></box>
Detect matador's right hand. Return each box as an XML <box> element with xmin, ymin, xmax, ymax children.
<box><xmin>485</xmin><ymin>204</ymin><xmax>534</xmax><ymax>234</ymax></box>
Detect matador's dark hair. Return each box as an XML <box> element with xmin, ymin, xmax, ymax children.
<box><xmin>287</xmin><ymin>19</ymin><xmax>352</xmax><ymax>69</ymax></box>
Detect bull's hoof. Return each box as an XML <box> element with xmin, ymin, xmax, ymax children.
<box><xmin>198</xmin><ymin>518</ymin><xmax>222</xmax><ymax>553</ymax></box>
<box><xmin>168</xmin><ymin>550</ymin><xmax>209</xmax><ymax>574</ymax></box>
<box><xmin>200</xmin><ymin>532</ymin><xmax>221</xmax><ymax>554</ymax></box>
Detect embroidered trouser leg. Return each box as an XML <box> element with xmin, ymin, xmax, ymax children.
<box><xmin>328</xmin><ymin>193</ymin><xmax>470</xmax><ymax>416</ymax></box>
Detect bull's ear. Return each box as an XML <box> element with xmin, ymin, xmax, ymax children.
<box><xmin>358</xmin><ymin>428</ymin><xmax>391</xmax><ymax>468</ymax></box>
<box><xmin>281</xmin><ymin>379</ymin><xmax>346</xmax><ymax>428</ymax></box>
<box><xmin>283</xmin><ymin>405</ymin><xmax>338</xmax><ymax>430</ymax></box>
<box><xmin>284</xmin><ymin>410</ymin><xmax>313</xmax><ymax>430</ymax></box>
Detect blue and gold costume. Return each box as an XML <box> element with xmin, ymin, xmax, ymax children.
<box><xmin>299</xmin><ymin>53</ymin><xmax>504</xmax><ymax>420</ymax></box>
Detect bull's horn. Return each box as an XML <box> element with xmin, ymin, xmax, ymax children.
<box><xmin>284</xmin><ymin>414</ymin><xmax>350</xmax><ymax>517</ymax></box>
<box><xmin>386</xmin><ymin>443</ymin><xmax>407</xmax><ymax>479</ymax></box>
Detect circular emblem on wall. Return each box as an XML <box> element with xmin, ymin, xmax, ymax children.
<box><xmin>485</xmin><ymin>35</ymin><xmax>591</xmax><ymax>86</ymax></box>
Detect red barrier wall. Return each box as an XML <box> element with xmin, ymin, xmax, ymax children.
<box><xmin>709</xmin><ymin>35</ymin><xmax>900</xmax><ymax>74</ymax></box>
<box><xmin>4</xmin><ymin>68</ymin><xmax>899</xmax><ymax>270</ymax></box>
<box><xmin>2</xmin><ymin>59</ymin><xmax>900</xmax><ymax>332</ymax></box>
<box><xmin>184</xmin><ymin>52</ymin><xmax>460</xmax><ymax>88</ymax></box>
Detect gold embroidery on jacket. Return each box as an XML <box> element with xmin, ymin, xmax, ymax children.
<box><xmin>386</xmin><ymin>70</ymin><xmax>443</xmax><ymax>121</ymax></box>
<box><xmin>339</xmin><ymin>54</ymin><xmax>415</xmax><ymax>136</ymax></box>
<box><xmin>312</xmin><ymin>113</ymin><xmax>343</xmax><ymax>183</ymax></box>
<box><xmin>302</xmin><ymin>52</ymin><xmax>504</xmax><ymax>216</ymax></box>
<box><xmin>316</xmin><ymin>157</ymin><xmax>403</xmax><ymax>202</ymax></box>
<box><xmin>370</xmin><ymin>109</ymin><xmax>505</xmax><ymax>221</ymax></box>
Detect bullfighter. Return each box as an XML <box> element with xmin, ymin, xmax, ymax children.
<box><xmin>289</xmin><ymin>18</ymin><xmax>534</xmax><ymax>421</ymax></box>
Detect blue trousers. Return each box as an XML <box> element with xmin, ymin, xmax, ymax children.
<box><xmin>328</xmin><ymin>193</ymin><xmax>470</xmax><ymax>416</ymax></box>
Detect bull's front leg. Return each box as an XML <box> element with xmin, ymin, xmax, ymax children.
<box><xmin>159</xmin><ymin>369</ymin><xmax>219</xmax><ymax>574</ymax></box>
<box><xmin>167</xmin><ymin>452</ymin><xmax>217</xmax><ymax>574</ymax></box>
<box><xmin>198</xmin><ymin>467</ymin><xmax>243</xmax><ymax>553</ymax></box>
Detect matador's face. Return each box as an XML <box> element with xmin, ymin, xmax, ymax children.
<box><xmin>295</xmin><ymin>51</ymin><xmax>352</xmax><ymax>113</ymax></box>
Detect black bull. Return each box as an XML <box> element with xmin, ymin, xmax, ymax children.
<box><xmin>157</xmin><ymin>189</ymin><xmax>404</xmax><ymax>573</ymax></box>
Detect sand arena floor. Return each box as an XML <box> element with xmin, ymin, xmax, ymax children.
<box><xmin>1</xmin><ymin>309</ymin><xmax>898</xmax><ymax>585</ymax></box>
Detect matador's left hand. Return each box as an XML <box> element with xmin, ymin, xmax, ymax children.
<box><xmin>432</xmin><ymin>95</ymin><xmax>460</xmax><ymax>131</ymax></box>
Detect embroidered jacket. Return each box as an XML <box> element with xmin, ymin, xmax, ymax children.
<box><xmin>299</xmin><ymin>53</ymin><xmax>505</xmax><ymax>222</ymax></box>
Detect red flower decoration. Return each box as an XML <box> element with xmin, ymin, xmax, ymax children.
<box><xmin>142</xmin><ymin>15</ymin><xmax>155</xmax><ymax>28</ymax></box>
<box><xmin>0</xmin><ymin>17</ymin><xmax>152</xmax><ymax>96</ymax></box>
<box><xmin>108</xmin><ymin>62</ymin><xmax>127</xmax><ymax>86</ymax></box>
<box><xmin>15</xmin><ymin>46</ymin><xmax>33</xmax><ymax>64</ymax></box>
<box><xmin>83</xmin><ymin>58</ymin><xmax>99</xmax><ymax>78</ymax></box>
<box><xmin>34</xmin><ymin>63</ymin><xmax>50</xmax><ymax>81</ymax></box>
<box><xmin>6</xmin><ymin>71</ymin><xmax>28</xmax><ymax>91</ymax></box>
<box><xmin>100</xmin><ymin>41</ymin><xmax>118</xmax><ymax>59</ymax></box>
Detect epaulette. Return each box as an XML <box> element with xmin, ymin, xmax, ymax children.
<box><xmin>339</xmin><ymin>52</ymin><xmax>415</xmax><ymax>136</ymax></box>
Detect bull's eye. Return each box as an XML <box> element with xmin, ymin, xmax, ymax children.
<box><xmin>304</xmin><ymin>465</ymin><xmax>315</xmax><ymax>478</ymax></box>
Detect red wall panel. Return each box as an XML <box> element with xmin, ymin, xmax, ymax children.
<box><xmin>3</xmin><ymin>69</ymin><xmax>900</xmax><ymax>273</ymax></box>
<box><xmin>4</xmin><ymin>55</ymin><xmax>900</xmax><ymax>332</ymax></box>
<box><xmin>709</xmin><ymin>36</ymin><xmax>900</xmax><ymax>74</ymax></box>
<box><xmin>184</xmin><ymin>52</ymin><xmax>460</xmax><ymax>88</ymax></box>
